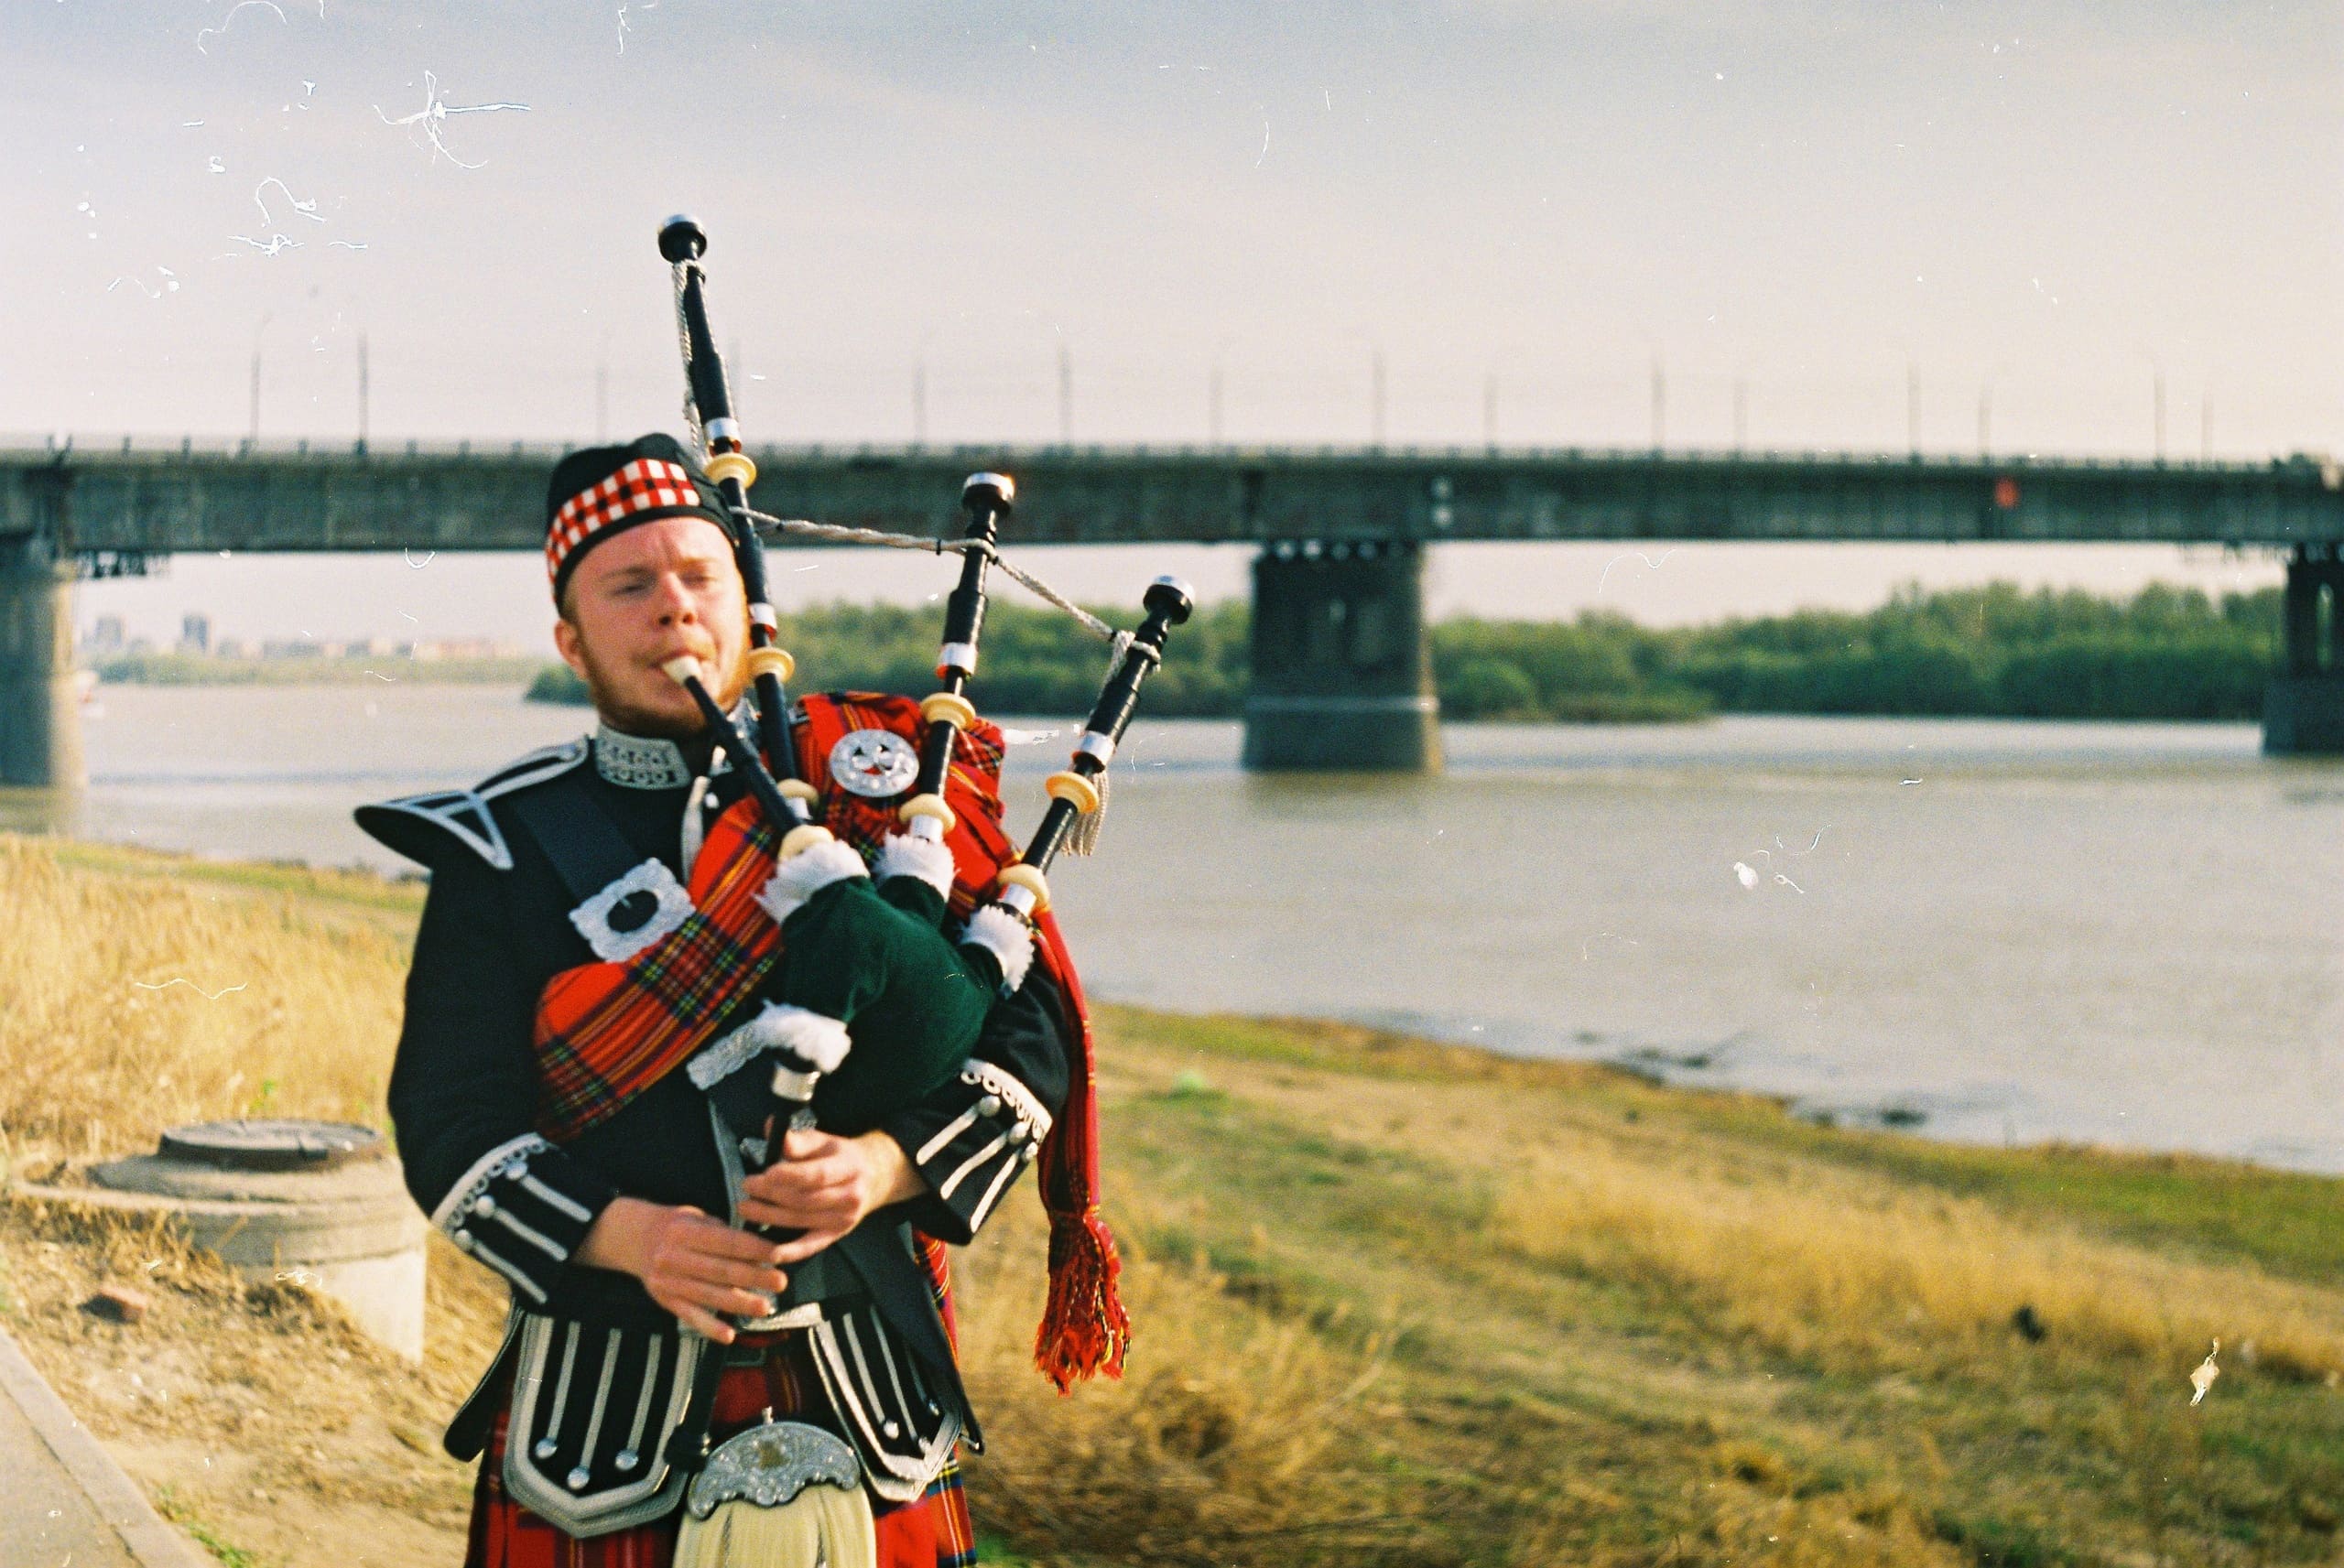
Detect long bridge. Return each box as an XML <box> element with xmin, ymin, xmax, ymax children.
<box><xmin>6</xmin><ymin>438</ymin><xmax>2344</xmax><ymax>784</ymax></box>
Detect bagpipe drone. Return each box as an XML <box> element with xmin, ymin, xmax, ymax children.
<box><xmin>651</xmin><ymin>215</ymin><xmax>1189</xmax><ymax>1563</ymax></box>
<box><xmin>651</xmin><ymin>211</ymin><xmax>1189</xmax><ymax>1215</ymax></box>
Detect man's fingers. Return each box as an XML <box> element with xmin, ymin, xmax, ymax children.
<box><xmin>769</xmin><ymin>1226</ymin><xmax>849</xmax><ymax>1265</ymax></box>
<box><xmin>736</xmin><ymin>1199</ymin><xmax>825</xmax><ymax>1231</ymax></box>
<box><xmin>681</xmin><ymin>1257</ymin><xmax>787</xmax><ymax>1295</ymax></box>
<box><xmin>744</xmin><ymin>1161</ymin><xmax>858</xmax><ymax>1201</ymax></box>
<box><xmin>653</xmin><ymin>1276</ymin><xmax>778</xmax><ymax>1329</ymax></box>
<box><xmin>735</xmin><ymin>1199</ymin><xmax>857</xmax><ymax>1237</ymax></box>
<box><xmin>780</xmin><ymin>1128</ymin><xmax>837</xmax><ymax>1162</ymax></box>
<box><xmin>674</xmin><ymin>1219</ymin><xmax>791</xmax><ymax>1264</ymax></box>
<box><xmin>663</xmin><ymin>1298</ymin><xmax>736</xmax><ymax>1343</ymax></box>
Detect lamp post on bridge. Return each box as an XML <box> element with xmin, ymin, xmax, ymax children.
<box><xmin>1907</xmin><ymin>355</ymin><xmax>1921</xmax><ymax>457</ymax></box>
<box><xmin>1057</xmin><ymin>342</ymin><xmax>1072</xmax><ymax>446</ymax></box>
<box><xmin>246</xmin><ymin>311</ymin><xmax>272</xmax><ymax>451</ymax></box>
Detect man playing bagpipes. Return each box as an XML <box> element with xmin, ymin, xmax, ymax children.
<box><xmin>359</xmin><ymin>425</ymin><xmax>1153</xmax><ymax>1566</ymax></box>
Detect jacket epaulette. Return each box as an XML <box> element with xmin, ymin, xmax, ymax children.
<box><xmin>355</xmin><ymin>738</ymin><xmax>590</xmax><ymax>871</ymax></box>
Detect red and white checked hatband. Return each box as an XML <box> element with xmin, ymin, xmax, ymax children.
<box><xmin>544</xmin><ymin>457</ymin><xmax>708</xmax><ymax>586</ymax></box>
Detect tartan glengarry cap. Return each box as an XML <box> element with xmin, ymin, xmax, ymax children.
<box><xmin>544</xmin><ymin>433</ymin><xmax>734</xmax><ymax>601</ymax></box>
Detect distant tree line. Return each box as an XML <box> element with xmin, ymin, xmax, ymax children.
<box><xmin>525</xmin><ymin>581</ymin><xmax>2285</xmax><ymax>724</ymax></box>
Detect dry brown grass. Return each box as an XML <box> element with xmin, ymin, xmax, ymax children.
<box><xmin>953</xmin><ymin>1172</ymin><xmax>1398</xmax><ymax>1567</ymax></box>
<box><xmin>0</xmin><ymin>836</ymin><xmax>413</xmax><ymax>1161</ymax></box>
<box><xmin>1491</xmin><ymin>1135</ymin><xmax>2344</xmax><ymax>1385</ymax></box>
<box><xmin>7</xmin><ymin>833</ymin><xmax>2344</xmax><ymax>1566</ymax></box>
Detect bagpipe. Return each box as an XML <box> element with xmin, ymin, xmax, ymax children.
<box><xmin>651</xmin><ymin>213</ymin><xmax>1191</xmax><ymax>1565</ymax></box>
<box><xmin>649</xmin><ymin>213</ymin><xmax>1192</xmax><ymax>1155</ymax></box>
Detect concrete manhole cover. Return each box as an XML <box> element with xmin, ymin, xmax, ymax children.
<box><xmin>157</xmin><ymin>1119</ymin><xmax>385</xmax><ymax>1173</ymax></box>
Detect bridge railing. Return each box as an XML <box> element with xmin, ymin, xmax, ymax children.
<box><xmin>0</xmin><ymin>431</ymin><xmax>2323</xmax><ymax>481</ymax></box>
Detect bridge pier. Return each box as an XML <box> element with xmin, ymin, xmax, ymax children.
<box><xmin>2264</xmin><ymin>545</ymin><xmax>2344</xmax><ymax>755</ymax></box>
<box><xmin>0</xmin><ymin>533</ymin><xmax>81</xmax><ymax>788</ymax></box>
<box><xmin>1242</xmin><ymin>538</ymin><xmax>1440</xmax><ymax>772</ymax></box>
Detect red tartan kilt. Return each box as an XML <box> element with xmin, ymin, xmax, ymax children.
<box><xmin>462</xmin><ymin>1332</ymin><xmax>976</xmax><ymax>1568</ymax></box>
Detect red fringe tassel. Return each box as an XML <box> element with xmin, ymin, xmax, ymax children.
<box><xmin>1034</xmin><ymin>1207</ymin><xmax>1131</xmax><ymax>1393</ymax></box>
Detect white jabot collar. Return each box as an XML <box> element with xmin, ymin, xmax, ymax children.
<box><xmin>591</xmin><ymin>706</ymin><xmax>749</xmax><ymax>791</ymax></box>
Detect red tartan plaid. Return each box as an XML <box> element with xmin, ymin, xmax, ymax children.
<box><xmin>545</xmin><ymin>457</ymin><xmax>710</xmax><ymax>587</ymax></box>
<box><xmin>531</xmin><ymin>695</ymin><xmax>1015</xmax><ymax>1143</ymax></box>
<box><xmin>532</xmin><ymin>802</ymin><xmax>785</xmax><ymax>1142</ymax></box>
<box><xmin>526</xmin><ymin>691</ymin><xmax>1125</xmax><ymax>1386</ymax></box>
<box><xmin>792</xmin><ymin>695</ymin><xmax>1127</xmax><ymax>1389</ymax></box>
<box><xmin>463</xmin><ymin>1336</ymin><xmax>978</xmax><ymax>1568</ymax></box>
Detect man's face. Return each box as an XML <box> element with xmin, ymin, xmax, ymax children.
<box><xmin>553</xmin><ymin>515</ymin><xmax>749</xmax><ymax>739</ymax></box>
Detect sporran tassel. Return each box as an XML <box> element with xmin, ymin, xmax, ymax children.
<box><xmin>670</xmin><ymin>1485</ymin><xmax>876</xmax><ymax>1568</ymax></box>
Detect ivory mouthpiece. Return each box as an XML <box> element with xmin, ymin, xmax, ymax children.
<box><xmin>660</xmin><ymin>655</ymin><xmax>705</xmax><ymax>687</ymax></box>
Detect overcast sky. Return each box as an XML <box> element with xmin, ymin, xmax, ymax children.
<box><xmin>10</xmin><ymin>2</ymin><xmax>2337</xmax><ymax>644</ymax></box>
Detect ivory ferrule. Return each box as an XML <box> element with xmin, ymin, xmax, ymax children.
<box><xmin>778</xmin><ymin>778</ymin><xmax>820</xmax><ymax>805</ymax></box>
<box><xmin>778</xmin><ymin>823</ymin><xmax>837</xmax><ymax>860</ymax></box>
<box><xmin>1073</xmin><ymin>730</ymin><xmax>1116</xmax><ymax>768</ymax></box>
<box><xmin>937</xmin><ymin>643</ymin><xmax>979</xmax><ymax>677</ymax></box>
<box><xmin>920</xmin><ymin>691</ymin><xmax>976</xmax><ymax>730</ymax></box>
<box><xmin>897</xmin><ymin>792</ymin><xmax>957</xmax><ymax>834</ymax></box>
<box><xmin>748</xmin><ymin>603</ymin><xmax>780</xmax><ymax>632</ymax></box>
<box><xmin>1045</xmin><ymin>770</ymin><xmax>1101</xmax><ymax>815</ymax></box>
<box><xmin>993</xmin><ymin>862</ymin><xmax>1049</xmax><ymax>914</ymax></box>
<box><xmin>704</xmin><ymin>449</ymin><xmax>757</xmax><ymax>489</ymax></box>
<box><xmin>702</xmin><ymin>417</ymin><xmax>743</xmax><ymax>447</ymax></box>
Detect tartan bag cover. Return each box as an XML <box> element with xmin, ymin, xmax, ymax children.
<box><xmin>527</xmin><ymin>691</ymin><xmax>1128</xmax><ymax>1388</ymax></box>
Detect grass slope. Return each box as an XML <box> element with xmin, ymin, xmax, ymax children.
<box><xmin>2</xmin><ymin>834</ymin><xmax>2340</xmax><ymax>1565</ymax></box>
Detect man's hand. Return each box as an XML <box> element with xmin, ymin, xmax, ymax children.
<box><xmin>739</xmin><ymin>1129</ymin><xmax>927</xmax><ymax>1265</ymax></box>
<box><xmin>574</xmin><ymin>1196</ymin><xmax>787</xmax><ymax>1344</ymax></box>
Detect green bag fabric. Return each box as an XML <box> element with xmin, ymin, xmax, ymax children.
<box><xmin>775</xmin><ymin>877</ymin><xmax>996</xmax><ymax>1134</ymax></box>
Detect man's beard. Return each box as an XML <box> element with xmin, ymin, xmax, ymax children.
<box><xmin>573</xmin><ymin>637</ymin><xmax>747</xmax><ymax>741</ymax></box>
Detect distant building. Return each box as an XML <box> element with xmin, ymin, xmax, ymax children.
<box><xmin>88</xmin><ymin>615</ymin><xmax>125</xmax><ymax>653</ymax></box>
<box><xmin>179</xmin><ymin>612</ymin><xmax>212</xmax><ymax>654</ymax></box>
<box><xmin>409</xmin><ymin>637</ymin><xmax>517</xmax><ymax>661</ymax></box>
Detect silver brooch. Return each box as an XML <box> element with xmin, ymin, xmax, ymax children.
<box><xmin>684</xmin><ymin>1420</ymin><xmax>862</xmax><ymax>1519</ymax></box>
<box><xmin>568</xmin><ymin>859</ymin><xmax>695</xmax><ymax>963</ymax></box>
<box><xmin>827</xmin><ymin>728</ymin><xmax>919</xmax><ymax>799</ymax></box>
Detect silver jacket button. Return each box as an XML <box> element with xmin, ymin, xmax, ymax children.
<box><xmin>472</xmin><ymin>1195</ymin><xmax>498</xmax><ymax>1218</ymax></box>
<box><xmin>975</xmin><ymin>1094</ymin><xmax>1002</xmax><ymax>1117</ymax></box>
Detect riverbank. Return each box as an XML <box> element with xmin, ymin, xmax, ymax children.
<box><xmin>104</xmin><ymin>579</ymin><xmax>2284</xmax><ymax>726</ymax></box>
<box><xmin>3</xmin><ymin>834</ymin><xmax>2341</xmax><ymax>1565</ymax></box>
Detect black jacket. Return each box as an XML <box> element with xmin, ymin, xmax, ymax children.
<box><xmin>364</xmin><ymin>733</ymin><xmax>1072</xmax><ymax>1335</ymax></box>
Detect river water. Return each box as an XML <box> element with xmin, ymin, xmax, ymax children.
<box><xmin>8</xmin><ymin>683</ymin><xmax>2344</xmax><ymax>1173</ymax></box>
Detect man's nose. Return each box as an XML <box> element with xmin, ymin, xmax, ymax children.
<box><xmin>652</xmin><ymin>573</ymin><xmax>698</xmax><ymax>622</ymax></box>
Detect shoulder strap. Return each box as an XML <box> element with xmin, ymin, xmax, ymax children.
<box><xmin>501</xmin><ymin>759</ymin><xmax>652</xmax><ymax>906</ymax></box>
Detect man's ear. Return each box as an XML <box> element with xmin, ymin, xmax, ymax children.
<box><xmin>552</xmin><ymin>613</ymin><xmax>588</xmax><ymax>679</ymax></box>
